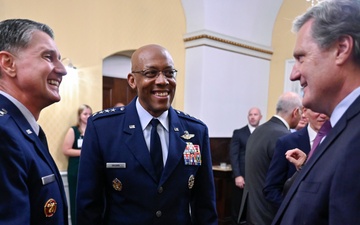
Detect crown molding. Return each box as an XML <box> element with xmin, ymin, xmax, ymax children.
<box><xmin>183</xmin><ymin>30</ymin><xmax>273</xmax><ymax>60</ymax></box>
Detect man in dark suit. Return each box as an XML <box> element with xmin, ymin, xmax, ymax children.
<box><xmin>77</xmin><ymin>44</ymin><xmax>218</xmax><ymax>225</ymax></box>
<box><xmin>263</xmin><ymin>108</ymin><xmax>328</xmax><ymax>208</ymax></box>
<box><xmin>229</xmin><ymin>107</ymin><xmax>262</xmax><ymax>224</ymax></box>
<box><xmin>0</xmin><ymin>19</ymin><xmax>68</xmax><ymax>225</ymax></box>
<box><xmin>272</xmin><ymin>1</ymin><xmax>360</xmax><ymax>224</ymax></box>
<box><xmin>244</xmin><ymin>91</ymin><xmax>302</xmax><ymax>225</ymax></box>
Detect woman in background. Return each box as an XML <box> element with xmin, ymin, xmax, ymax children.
<box><xmin>62</xmin><ymin>104</ymin><xmax>92</xmax><ymax>225</ymax></box>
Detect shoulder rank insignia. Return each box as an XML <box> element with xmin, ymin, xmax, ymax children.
<box><xmin>181</xmin><ymin>131</ymin><xmax>195</xmax><ymax>140</ymax></box>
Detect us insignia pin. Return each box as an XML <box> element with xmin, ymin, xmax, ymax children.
<box><xmin>112</xmin><ymin>178</ymin><xmax>123</xmax><ymax>191</ymax></box>
<box><xmin>0</xmin><ymin>109</ymin><xmax>6</xmax><ymax>116</ymax></box>
<box><xmin>44</xmin><ymin>198</ymin><xmax>57</xmax><ymax>217</ymax></box>
<box><xmin>181</xmin><ymin>131</ymin><xmax>195</xmax><ymax>140</ymax></box>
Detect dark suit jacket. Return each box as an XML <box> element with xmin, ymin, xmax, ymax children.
<box><xmin>263</xmin><ymin>126</ymin><xmax>311</xmax><ymax>208</ymax></box>
<box><xmin>272</xmin><ymin>95</ymin><xmax>360</xmax><ymax>225</ymax></box>
<box><xmin>245</xmin><ymin>116</ymin><xmax>290</xmax><ymax>225</ymax></box>
<box><xmin>229</xmin><ymin>125</ymin><xmax>251</xmax><ymax>178</ymax></box>
<box><xmin>0</xmin><ymin>94</ymin><xmax>68</xmax><ymax>225</ymax></box>
<box><xmin>77</xmin><ymin>98</ymin><xmax>217</xmax><ymax>225</ymax></box>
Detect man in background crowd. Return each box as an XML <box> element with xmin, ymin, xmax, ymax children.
<box><xmin>244</xmin><ymin>91</ymin><xmax>302</xmax><ymax>225</ymax></box>
<box><xmin>229</xmin><ymin>107</ymin><xmax>262</xmax><ymax>224</ymax></box>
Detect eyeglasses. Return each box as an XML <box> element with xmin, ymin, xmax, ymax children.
<box><xmin>132</xmin><ymin>69</ymin><xmax>177</xmax><ymax>79</ymax></box>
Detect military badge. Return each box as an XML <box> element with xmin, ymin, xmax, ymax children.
<box><xmin>44</xmin><ymin>198</ymin><xmax>57</xmax><ymax>217</ymax></box>
<box><xmin>112</xmin><ymin>178</ymin><xmax>123</xmax><ymax>191</ymax></box>
<box><xmin>188</xmin><ymin>175</ymin><xmax>195</xmax><ymax>189</ymax></box>
<box><xmin>181</xmin><ymin>131</ymin><xmax>195</xmax><ymax>140</ymax></box>
<box><xmin>183</xmin><ymin>142</ymin><xmax>202</xmax><ymax>166</ymax></box>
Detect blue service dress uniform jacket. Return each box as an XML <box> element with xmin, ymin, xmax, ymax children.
<box><xmin>76</xmin><ymin>98</ymin><xmax>218</xmax><ymax>225</ymax></box>
<box><xmin>0</xmin><ymin>94</ymin><xmax>68</xmax><ymax>225</ymax></box>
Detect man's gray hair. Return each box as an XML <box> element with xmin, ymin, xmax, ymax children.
<box><xmin>292</xmin><ymin>0</ymin><xmax>360</xmax><ymax>64</ymax></box>
<box><xmin>0</xmin><ymin>19</ymin><xmax>54</xmax><ymax>55</ymax></box>
<box><xmin>276</xmin><ymin>92</ymin><xmax>302</xmax><ymax>116</ymax></box>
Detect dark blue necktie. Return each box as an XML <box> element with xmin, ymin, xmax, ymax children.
<box><xmin>38</xmin><ymin>126</ymin><xmax>49</xmax><ymax>149</ymax></box>
<box><xmin>150</xmin><ymin>119</ymin><xmax>163</xmax><ymax>181</ymax></box>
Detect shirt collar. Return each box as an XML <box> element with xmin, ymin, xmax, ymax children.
<box><xmin>248</xmin><ymin>124</ymin><xmax>257</xmax><ymax>133</ymax></box>
<box><xmin>135</xmin><ymin>98</ymin><xmax>169</xmax><ymax>131</ymax></box>
<box><xmin>274</xmin><ymin>115</ymin><xmax>290</xmax><ymax>130</ymax></box>
<box><xmin>307</xmin><ymin>124</ymin><xmax>317</xmax><ymax>142</ymax></box>
<box><xmin>0</xmin><ymin>91</ymin><xmax>39</xmax><ymax>135</ymax></box>
<box><xmin>330</xmin><ymin>86</ymin><xmax>360</xmax><ymax>127</ymax></box>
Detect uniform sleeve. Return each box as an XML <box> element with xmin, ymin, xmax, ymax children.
<box><xmin>0</xmin><ymin>127</ymin><xmax>31</xmax><ymax>225</ymax></box>
<box><xmin>76</xmin><ymin>117</ymin><xmax>106</xmax><ymax>225</ymax></box>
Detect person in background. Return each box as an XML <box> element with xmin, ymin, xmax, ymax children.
<box><xmin>114</xmin><ymin>102</ymin><xmax>125</xmax><ymax>107</ymax></box>
<box><xmin>0</xmin><ymin>19</ymin><xmax>68</xmax><ymax>224</ymax></box>
<box><xmin>62</xmin><ymin>104</ymin><xmax>92</xmax><ymax>225</ymax></box>
<box><xmin>76</xmin><ymin>44</ymin><xmax>218</xmax><ymax>225</ymax></box>
<box><xmin>263</xmin><ymin>108</ymin><xmax>328</xmax><ymax>208</ymax></box>
<box><xmin>229</xmin><ymin>107</ymin><xmax>262</xmax><ymax>224</ymax></box>
<box><xmin>272</xmin><ymin>1</ymin><xmax>360</xmax><ymax>224</ymax></box>
<box><xmin>244</xmin><ymin>91</ymin><xmax>302</xmax><ymax>225</ymax></box>
<box><xmin>290</xmin><ymin>107</ymin><xmax>308</xmax><ymax>132</ymax></box>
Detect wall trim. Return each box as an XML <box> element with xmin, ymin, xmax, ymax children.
<box><xmin>183</xmin><ymin>30</ymin><xmax>273</xmax><ymax>60</ymax></box>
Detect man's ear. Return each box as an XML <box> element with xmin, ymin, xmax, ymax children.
<box><xmin>0</xmin><ymin>51</ymin><xmax>16</xmax><ymax>77</ymax></box>
<box><xmin>335</xmin><ymin>35</ymin><xmax>353</xmax><ymax>65</ymax></box>
<box><xmin>127</xmin><ymin>73</ymin><xmax>136</xmax><ymax>90</ymax></box>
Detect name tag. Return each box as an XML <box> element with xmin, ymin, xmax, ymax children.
<box><xmin>42</xmin><ymin>174</ymin><xmax>55</xmax><ymax>185</ymax></box>
<box><xmin>77</xmin><ymin>138</ymin><xmax>83</xmax><ymax>148</ymax></box>
<box><xmin>106</xmin><ymin>162</ymin><xmax>126</xmax><ymax>168</ymax></box>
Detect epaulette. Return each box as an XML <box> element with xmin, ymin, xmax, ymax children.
<box><xmin>91</xmin><ymin>106</ymin><xmax>126</xmax><ymax>120</ymax></box>
<box><xmin>175</xmin><ymin>109</ymin><xmax>205</xmax><ymax>126</ymax></box>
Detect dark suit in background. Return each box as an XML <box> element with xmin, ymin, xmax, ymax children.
<box><xmin>229</xmin><ymin>125</ymin><xmax>251</xmax><ymax>224</ymax></box>
<box><xmin>263</xmin><ymin>126</ymin><xmax>310</xmax><ymax>208</ymax></box>
<box><xmin>245</xmin><ymin>116</ymin><xmax>291</xmax><ymax>225</ymax></box>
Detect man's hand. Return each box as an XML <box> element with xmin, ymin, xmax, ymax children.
<box><xmin>235</xmin><ymin>176</ymin><xmax>245</xmax><ymax>188</ymax></box>
<box><xmin>285</xmin><ymin>148</ymin><xmax>307</xmax><ymax>170</ymax></box>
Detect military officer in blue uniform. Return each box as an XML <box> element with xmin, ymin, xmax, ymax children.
<box><xmin>77</xmin><ymin>44</ymin><xmax>218</xmax><ymax>225</ymax></box>
<box><xmin>0</xmin><ymin>19</ymin><xmax>68</xmax><ymax>225</ymax></box>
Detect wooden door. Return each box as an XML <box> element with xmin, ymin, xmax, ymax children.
<box><xmin>102</xmin><ymin>76</ymin><xmax>137</xmax><ymax>109</ymax></box>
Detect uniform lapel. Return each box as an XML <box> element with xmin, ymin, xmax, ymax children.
<box><xmin>0</xmin><ymin>95</ymin><xmax>67</xmax><ymax>205</ymax></box>
<box><xmin>160</xmin><ymin>108</ymin><xmax>187</xmax><ymax>184</ymax></box>
<box><xmin>122</xmin><ymin>100</ymin><xmax>158</xmax><ymax>182</ymax></box>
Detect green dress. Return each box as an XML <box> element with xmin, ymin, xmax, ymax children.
<box><xmin>67</xmin><ymin>126</ymin><xmax>82</xmax><ymax>225</ymax></box>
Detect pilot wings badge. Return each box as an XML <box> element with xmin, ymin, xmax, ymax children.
<box><xmin>181</xmin><ymin>131</ymin><xmax>195</xmax><ymax>140</ymax></box>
